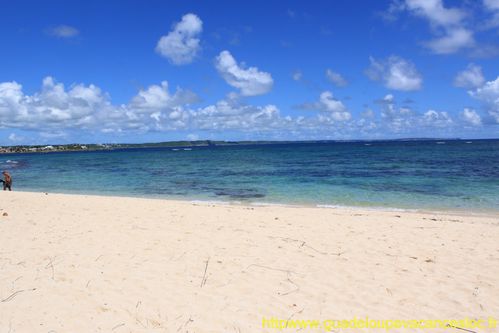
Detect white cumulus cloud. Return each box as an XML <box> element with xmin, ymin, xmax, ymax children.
<box><xmin>130</xmin><ymin>81</ymin><xmax>197</xmax><ymax>113</ymax></box>
<box><xmin>405</xmin><ymin>0</ymin><xmax>464</xmax><ymax>27</ymax></box>
<box><xmin>0</xmin><ymin>77</ymin><xmax>109</xmax><ymax>130</ymax></box>
<box><xmin>292</xmin><ymin>70</ymin><xmax>303</xmax><ymax>81</ymax></box>
<box><xmin>483</xmin><ymin>0</ymin><xmax>499</xmax><ymax>28</ymax></box>
<box><xmin>424</xmin><ymin>28</ymin><xmax>474</xmax><ymax>54</ymax></box>
<box><xmin>8</xmin><ymin>133</ymin><xmax>24</xmax><ymax>142</ymax></box>
<box><xmin>468</xmin><ymin>76</ymin><xmax>499</xmax><ymax>123</ymax></box>
<box><xmin>186</xmin><ymin>133</ymin><xmax>199</xmax><ymax>141</ymax></box>
<box><xmin>422</xmin><ymin>109</ymin><xmax>453</xmax><ymax>127</ymax></box>
<box><xmin>454</xmin><ymin>64</ymin><xmax>485</xmax><ymax>89</ymax></box>
<box><xmin>318</xmin><ymin>91</ymin><xmax>349</xmax><ymax>117</ymax></box>
<box><xmin>215</xmin><ymin>50</ymin><xmax>274</xmax><ymax>96</ymax></box>
<box><xmin>0</xmin><ymin>77</ymin><xmax>292</xmax><ymax>136</ymax></box>
<box><xmin>390</xmin><ymin>0</ymin><xmax>474</xmax><ymax>54</ymax></box>
<box><xmin>376</xmin><ymin>94</ymin><xmax>418</xmax><ymax>133</ymax></box>
<box><xmin>485</xmin><ymin>0</ymin><xmax>499</xmax><ymax>10</ymax></box>
<box><xmin>193</xmin><ymin>99</ymin><xmax>285</xmax><ymax>130</ymax></box>
<box><xmin>0</xmin><ymin>75</ymin><xmax>488</xmax><ymax>142</ymax></box>
<box><xmin>47</xmin><ymin>25</ymin><xmax>79</xmax><ymax>38</ymax></box>
<box><xmin>325</xmin><ymin>69</ymin><xmax>348</xmax><ymax>87</ymax></box>
<box><xmin>0</xmin><ymin>77</ymin><xmax>200</xmax><ymax>134</ymax></box>
<box><xmin>156</xmin><ymin>13</ymin><xmax>203</xmax><ymax>65</ymax></box>
<box><xmin>461</xmin><ymin>108</ymin><xmax>482</xmax><ymax>126</ymax></box>
<box><xmin>366</xmin><ymin>56</ymin><xmax>422</xmax><ymax>91</ymax></box>
<box><xmin>299</xmin><ymin>91</ymin><xmax>351</xmax><ymax>122</ymax></box>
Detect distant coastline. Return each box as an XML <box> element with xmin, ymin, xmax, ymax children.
<box><xmin>0</xmin><ymin>137</ymin><xmax>485</xmax><ymax>154</ymax></box>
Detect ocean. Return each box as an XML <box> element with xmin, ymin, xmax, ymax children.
<box><xmin>2</xmin><ymin>140</ymin><xmax>499</xmax><ymax>212</ymax></box>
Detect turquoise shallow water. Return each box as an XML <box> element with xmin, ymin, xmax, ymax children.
<box><xmin>2</xmin><ymin>140</ymin><xmax>499</xmax><ymax>212</ymax></box>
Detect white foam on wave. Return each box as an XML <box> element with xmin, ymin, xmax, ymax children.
<box><xmin>190</xmin><ymin>200</ymin><xmax>419</xmax><ymax>211</ymax></box>
<box><xmin>189</xmin><ymin>199</ymin><xmax>234</xmax><ymax>206</ymax></box>
<box><xmin>190</xmin><ymin>200</ymin><xmax>294</xmax><ymax>208</ymax></box>
<box><xmin>251</xmin><ymin>202</ymin><xmax>295</xmax><ymax>207</ymax></box>
<box><xmin>316</xmin><ymin>203</ymin><xmax>418</xmax><ymax>212</ymax></box>
<box><xmin>316</xmin><ymin>204</ymin><xmax>343</xmax><ymax>209</ymax></box>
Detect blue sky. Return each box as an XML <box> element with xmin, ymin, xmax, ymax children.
<box><xmin>1</xmin><ymin>0</ymin><xmax>499</xmax><ymax>144</ymax></box>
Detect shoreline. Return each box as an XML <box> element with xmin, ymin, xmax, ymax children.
<box><xmin>1</xmin><ymin>191</ymin><xmax>498</xmax><ymax>332</ymax></box>
<box><xmin>11</xmin><ymin>189</ymin><xmax>499</xmax><ymax>218</ymax></box>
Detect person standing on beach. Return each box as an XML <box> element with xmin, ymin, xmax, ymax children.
<box><xmin>2</xmin><ymin>171</ymin><xmax>12</xmax><ymax>191</ymax></box>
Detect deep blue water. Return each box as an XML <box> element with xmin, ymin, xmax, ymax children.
<box><xmin>2</xmin><ymin>140</ymin><xmax>499</xmax><ymax>212</ymax></box>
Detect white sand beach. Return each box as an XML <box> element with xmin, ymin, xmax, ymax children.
<box><xmin>0</xmin><ymin>191</ymin><xmax>498</xmax><ymax>332</ymax></box>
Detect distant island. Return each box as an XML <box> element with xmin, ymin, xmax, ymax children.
<box><xmin>0</xmin><ymin>138</ymin><xmax>475</xmax><ymax>154</ymax></box>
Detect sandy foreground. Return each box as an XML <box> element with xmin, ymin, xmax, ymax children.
<box><xmin>0</xmin><ymin>191</ymin><xmax>498</xmax><ymax>333</ymax></box>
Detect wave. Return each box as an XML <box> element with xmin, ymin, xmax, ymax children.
<box><xmin>316</xmin><ymin>204</ymin><xmax>418</xmax><ymax>212</ymax></box>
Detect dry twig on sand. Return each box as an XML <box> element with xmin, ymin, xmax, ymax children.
<box><xmin>446</xmin><ymin>324</ymin><xmax>477</xmax><ymax>333</ymax></box>
<box><xmin>177</xmin><ymin>316</ymin><xmax>193</xmax><ymax>332</ymax></box>
<box><xmin>200</xmin><ymin>257</ymin><xmax>210</xmax><ymax>287</ymax></box>
<box><xmin>1</xmin><ymin>288</ymin><xmax>36</xmax><ymax>303</ymax></box>
<box><xmin>111</xmin><ymin>323</ymin><xmax>125</xmax><ymax>331</ymax></box>
<box><xmin>278</xmin><ymin>272</ymin><xmax>300</xmax><ymax>296</ymax></box>
<box><xmin>45</xmin><ymin>256</ymin><xmax>56</xmax><ymax>280</ymax></box>
<box><xmin>447</xmin><ymin>324</ymin><xmax>477</xmax><ymax>333</ymax></box>
<box><xmin>245</xmin><ymin>264</ymin><xmax>297</xmax><ymax>275</ymax></box>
